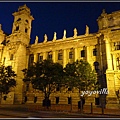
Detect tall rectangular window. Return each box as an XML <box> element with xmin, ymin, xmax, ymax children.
<box><xmin>56</xmin><ymin>97</ymin><xmax>59</xmax><ymax>104</ymax></box>
<box><xmin>38</xmin><ymin>54</ymin><xmax>43</xmax><ymax>62</ymax></box>
<box><xmin>81</xmin><ymin>50</ymin><xmax>85</xmax><ymax>57</ymax></box>
<box><xmin>26</xmin><ymin>84</ymin><xmax>29</xmax><ymax>91</ymax></box>
<box><xmin>93</xmin><ymin>48</ymin><xmax>97</xmax><ymax>56</ymax></box>
<box><xmin>58</xmin><ymin>53</ymin><xmax>63</xmax><ymax>60</ymax></box>
<box><xmin>68</xmin><ymin>97</ymin><xmax>71</xmax><ymax>104</ymax></box>
<box><xmin>69</xmin><ymin>51</ymin><xmax>73</xmax><ymax>59</ymax></box>
<box><xmin>56</xmin><ymin>85</ymin><xmax>60</xmax><ymax>91</ymax></box>
<box><xmin>48</xmin><ymin>52</ymin><xmax>52</xmax><ymax>60</ymax></box>
<box><xmin>25</xmin><ymin>28</ymin><xmax>28</xmax><ymax>33</ymax></box>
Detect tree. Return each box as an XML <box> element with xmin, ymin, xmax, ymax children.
<box><xmin>22</xmin><ymin>59</ymin><xmax>64</xmax><ymax>108</ymax></box>
<box><xmin>64</xmin><ymin>59</ymin><xmax>99</xmax><ymax>109</ymax></box>
<box><xmin>0</xmin><ymin>65</ymin><xmax>16</xmax><ymax>101</ymax></box>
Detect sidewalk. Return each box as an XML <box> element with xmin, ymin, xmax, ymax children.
<box><xmin>0</xmin><ymin>104</ymin><xmax>120</xmax><ymax>118</ymax></box>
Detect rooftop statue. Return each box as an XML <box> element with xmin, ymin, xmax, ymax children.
<box><xmin>35</xmin><ymin>36</ymin><xmax>38</xmax><ymax>44</ymax></box>
<box><xmin>44</xmin><ymin>34</ymin><xmax>47</xmax><ymax>43</ymax></box>
<box><xmin>53</xmin><ymin>32</ymin><xmax>57</xmax><ymax>41</ymax></box>
<box><xmin>85</xmin><ymin>25</ymin><xmax>89</xmax><ymax>35</ymax></box>
<box><xmin>73</xmin><ymin>28</ymin><xmax>77</xmax><ymax>38</ymax></box>
<box><xmin>63</xmin><ymin>30</ymin><xmax>66</xmax><ymax>40</ymax></box>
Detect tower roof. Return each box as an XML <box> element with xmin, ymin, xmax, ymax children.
<box><xmin>18</xmin><ymin>4</ymin><xmax>31</xmax><ymax>14</ymax></box>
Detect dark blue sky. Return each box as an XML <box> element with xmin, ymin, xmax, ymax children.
<box><xmin>0</xmin><ymin>2</ymin><xmax>120</xmax><ymax>44</ymax></box>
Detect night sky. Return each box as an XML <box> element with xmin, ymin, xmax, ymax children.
<box><xmin>0</xmin><ymin>2</ymin><xmax>120</xmax><ymax>44</ymax></box>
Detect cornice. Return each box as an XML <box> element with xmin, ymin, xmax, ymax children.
<box><xmin>31</xmin><ymin>34</ymin><xmax>98</xmax><ymax>50</ymax></box>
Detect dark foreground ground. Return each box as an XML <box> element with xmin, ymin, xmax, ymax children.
<box><xmin>0</xmin><ymin>104</ymin><xmax>120</xmax><ymax>118</ymax></box>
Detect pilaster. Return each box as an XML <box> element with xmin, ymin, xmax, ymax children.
<box><xmin>34</xmin><ymin>53</ymin><xmax>37</xmax><ymax>63</ymax></box>
<box><xmin>43</xmin><ymin>52</ymin><xmax>47</xmax><ymax>60</ymax></box>
<box><xmin>74</xmin><ymin>48</ymin><xmax>78</xmax><ymax>62</ymax></box>
<box><xmin>52</xmin><ymin>51</ymin><xmax>56</xmax><ymax>63</ymax></box>
<box><xmin>63</xmin><ymin>49</ymin><xmax>67</xmax><ymax>68</ymax></box>
<box><xmin>105</xmin><ymin>37</ymin><xmax>113</xmax><ymax>70</ymax></box>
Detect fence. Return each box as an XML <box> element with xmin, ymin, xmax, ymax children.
<box><xmin>27</xmin><ymin>103</ymin><xmax>120</xmax><ymax>116</ymax></box>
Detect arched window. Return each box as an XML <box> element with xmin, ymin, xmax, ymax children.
<box><xmin>16</xmin><ymin>26</ymin><xmax>19</xmax><ymax>31</ymax></box>
<box><xmin>17</xmin><ymin>18</ymin><xmax>21</xmax><ymax>22</ymax></box>
<box><xmin>25</xmin><ymin>20</ymin><xmax>28</xmax><ymax>23</ymax></box>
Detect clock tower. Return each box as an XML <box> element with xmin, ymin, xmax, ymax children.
<box><xmin>1</xmin><ymin>4</ymin><xmax>34</xmax><ymax>104</ymax></box>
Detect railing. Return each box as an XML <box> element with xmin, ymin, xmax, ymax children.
<box><xmin>26</xmin><ymin>103</ymin><xmax>120</xmax><ymax>116</ymax></box>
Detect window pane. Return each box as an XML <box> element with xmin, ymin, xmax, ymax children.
<box><xmin>93</xmin><ymin>48</ymin><xmax>97</xmax><ymax>56</ymax></box>
<box><xmin>81</xmin><ymin>50</ymin><xmax>85</xmax><ymax>57</ymax></box>
<box><xmin>58</xmin><ymin>53</ymin><xmax>62</xmax><ymax>60</ymax></box>
<box><xmin>68</xmin><ymin>97</ymin><xmax>71</xmax><ymax>104</ymax></box>
<box><xmin>69</xmin><ymin>51</ymin><xmax>73</xmax><ymax>59</ymax></box>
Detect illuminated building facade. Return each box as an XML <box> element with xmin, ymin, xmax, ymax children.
<box><xmin>0</xmin><ymin>5</ymin><xmax>120</xmax><ymax>108</ymax></box>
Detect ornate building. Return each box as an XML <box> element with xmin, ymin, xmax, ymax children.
<box><xmin>0</xmin><ymin>4</ymin><xmax>120</xmax><ymax>109</ymax></box>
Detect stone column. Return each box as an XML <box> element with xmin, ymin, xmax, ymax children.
<box><xmin>113</xmin><ymin>54</ymin><xmax>117</xmax><ymax>71</ymax></box>
<box><xmin>74</xmin><ymin>48</ymin><xmax>78</xmax><ymax>62</ymax></box>
<box><xmin>63</xmin><ymin>49</ymin><xmax>67</xmax><ymax>68</ymax></box>
<box><xmin>86</xmin><ymin>46</ymin><xmax>90</xmax><ymax>62</ymax></box>
<box><xmin>43</xmin><ymin>52</ymin><xmax>47</xmax><ymax>60</ymax></box>
<box><xmin>34</xmin><ymin>53</ymin><xmax>37</xmax><ymax>63</ymax></box>
<box><xmin>105</xmin><ymin>37</ymin><xmax>113</xmax><ymax>70</ymax></box>
<box><xmin>52</xmin><ymin>51</ymin><xmax>56</xmax><ymax>63</ymax></box>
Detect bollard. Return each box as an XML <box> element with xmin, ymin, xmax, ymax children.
<box><xmin>102</xmin><ymin>104</ymin><xmax>104</xmax><ymax>115</ymax></box>
<box><xmin>70</xmin><ymin>98</ymin><xmax>72</xmax><ymax>112</ymax></box>
<box><xmin>80</xmin><ymin>100</ymin><xmax>83</xmax><ymax>113</ymax></box>
<box><xmin>91</xmin><ymin>103</ymin><xmax>93</xmax><ymax>114</ymax></box>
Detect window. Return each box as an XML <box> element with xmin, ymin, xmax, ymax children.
<box><xmin>56</xmin><ymin>85</ymin><xmax>60</xmax><ymax>91</ymax></box>
<box><xmin>24</xmin><ymin>96</ymin><xmax>27</xmax><ymax>103</ymax></box>
<box><xmin>68</xmin><ymin>97</ymin><xmax>71</xmax><ymax>104</ymax></box>
<box><xmin>29</xmin><ymin>54</ymin><xmax>34</xmax><ymax>66</ymax></box>
<box><xmin>58</xmin><ymin>52</ymin><xmax>63</xmax><ymax>60</ymax></box>
<box><xmin>3</xmin><ymin>96</ymin><xmax>7</xmax><ymax>101</ymax></box>
<box><xmin>10</xmin><ymin>54</ymin><xmax>13</xmax><ymax>60</ymax></box>
<box><xmin>25</xmin><ymin>28</ymin><xmax>28</xmax><ymax>33</ymax></box>
<box><xmin>117</xmin><ymin>57</ymin><xmax>120</xmax><ymax>70</ymax></box>
<box><xmin>81</xmin><ymin>50</ymin><xmax>85</xmax><ymax>57</ymax></box>
<box><xmin>48</xmin><ymin>52</ymin><xmax>52</xmax><ymax>60</ymax></box>
<box><xmin>38</xmin><ymin>55</ymin><xmax>43</xmax><ymax>62</ymax></box>
<box><xmin>93</xmin><ymin>48</ymin><xmax>97</xmax><ymax>56</ymax></box>
<box><xmin>17</xmin><ymin>18</ymin><xmax>21</xmax><ymax>22</ymax></box>
<box><xmin>25</xmin><ymin>20</ymin><xmax>28</xmax><ymax>23</ymax></box>
<box><xmin>95</xmin><ymin>97</ymin><xmax>100</xmax><ymax>105</ymax></box>
<box><xmin>56</xmin><ymin>97</ymin><xmax>59</xmax><ymax>104</ymax></box>
<box><xmin>69</xmin><ymin>51</ymin><xmax>73</xmax><ymax>59</ymax></box>
<box><xmin>16</xmin><ymin>26</ymin><xmax>19</xmax><ymax>31</ymax></box>
<box><xmin>114</xmin><ymin>42</ymin><xmax>120</xmax><ymax>50</ymax></box>
<box><xmin>34</xmin><ymin>96</ymin><xmax>37</xmax><ymax>103</ymax></box>
<box><xmin>68</xmin><ymin>87</ymin><xmax>72</xmax><ymax>91</ymax></box>
<box><xmin>26</xmin><ymin>84</ymin><xmax>29</xmax><ymax>91</ymax></box>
